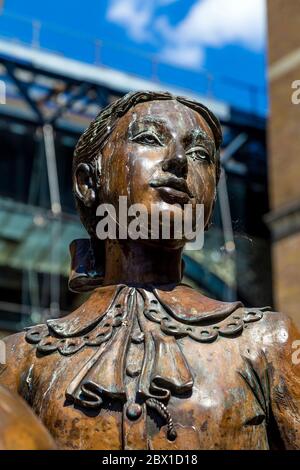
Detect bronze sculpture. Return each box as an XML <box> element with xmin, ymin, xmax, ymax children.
<box><xmin>1</xmin><ymin>91</ymin><xmax>300</xmax><ymax>450</ymax></box>
<box><xmin>0</xmin><ymin>385</ymin><xmax>56</xmax><ymax>450</ymax></box>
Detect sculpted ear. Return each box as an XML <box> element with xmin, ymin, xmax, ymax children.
<box><xmin>74</xmin><ymin>163</ymin><xmax>96</xmax><ymax>208</ymax></box>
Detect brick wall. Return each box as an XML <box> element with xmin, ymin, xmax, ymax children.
<box><xmin>267</xmin><ymin>0</ymin><xmax>300</xmax><ymax>327</ymax></box>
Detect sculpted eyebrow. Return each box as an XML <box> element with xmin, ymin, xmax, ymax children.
<box><xmin>138</xmin><ymin>117</ymin><xmax>168</xmax><ymax>126</ymax></box>
<box><xmin>192</xmin><ymin>128</ymin><xmax>213</xmax><ymax>142</ymax></box>
<box><xmin>128</xmin><ymin>117</ymin><xmax>171</xmax><ymax>139</ymax></box>
<box><xmin>185</xmin><ymin>129</ymin><xmax>215</xmax><ymax>148</ymax></box>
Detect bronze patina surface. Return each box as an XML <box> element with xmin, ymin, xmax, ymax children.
<box><xmin>0</xmin><ymin>385</ymin><xmax>56</xmax><ymax>450</ymax></box>
<box><xmin>1</xmin><ymin>91</ymin><xmax>300</xmax><ymax>450</ymax></box>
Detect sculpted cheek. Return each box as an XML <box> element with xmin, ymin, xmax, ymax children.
<box><xmin>188</xmin><ymin>164</ymin><xmax>216</xmax><ymax>228</ymax></box>
<box><xmin>189</xmin><ymin>165</ymin><xmax>216</xmax><ymax>203</ymax></box>
<box><xmin>100</xmin><ymin>142</ymin><xmax>129</xmax><ymax>203</ymax></box>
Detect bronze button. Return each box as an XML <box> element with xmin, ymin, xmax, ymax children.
<box><xmin>126</xmin><ymin>403</ymin><xmax>142</xmax><ymax>420</ymax></box>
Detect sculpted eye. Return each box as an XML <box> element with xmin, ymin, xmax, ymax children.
<box><xmin>131</xmin><ymin>131</ymin><xmax>163</xmax><ymax>147</ymax></box>
<box><xmin>186</xmin><ymin>146</ymin><xmax>211</xmax><ymax>162</ymax></box>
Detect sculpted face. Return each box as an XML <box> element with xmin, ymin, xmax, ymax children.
<box><xmin>75</xmin><ymin>99</ymin><xmax>218</xmax><ymax>246</ymax></box>
<box><xmin>99</xmin><ymin>100</ymin><xmax>217</xmax><ymax>246</ymax></box>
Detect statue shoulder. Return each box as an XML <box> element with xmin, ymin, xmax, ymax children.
<box><xmin>262</xmin><ymin>308</ymin><xmax>297</xmax><ymax>327</ymax></box>
<box><xmin>258</xmin><ymin>308</ymin><xmax>298</xmax><ymax>340</ymax></box>
<box><xmin>0</xmin><ymin>330</ymin><xmax>35</xmax><ymax>391</ymax></box>
<box><xmin>267</xmin><ymin>310</ymin><xmax>300</xmax><ymax>358</ymax></box>
<box><xmin>241</xmin><ymin>306</ymin><xmax>300</xmax><ymax>355</ymax></box>
<box><xmin>2</xmin><ymin>329</ymin><xmax>32</xmax><ymax>358</ymax></box>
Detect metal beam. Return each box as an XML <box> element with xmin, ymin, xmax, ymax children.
<box><xmin>48</xmin><ymin>83</ymin><xmax>91</xmax><ymax>125</ymax></box>
<box><xmin>221</xmin><ymin>133</ymin><xmax>248</xmax><ymax>166</ymax></box>
<box><xmin>43</xmin><ymin>124</ymin><xmax>61</xmax><ymax>214</ymax></box>
<box><xmin>5</xmin><ymin>62</ymin><xmax>44</xmax><ymax>123</ymax></box>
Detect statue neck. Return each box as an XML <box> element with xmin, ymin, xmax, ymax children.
<box><xmin>102</xmin><ymin>240</ymin><xmax>183</xmax><ymax>287</ymax></box>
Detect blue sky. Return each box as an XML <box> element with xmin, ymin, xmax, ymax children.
<box><xmin>0</xmin><ymin>0</ymin><xmax>268</xmax><ymax>115</ymax></box>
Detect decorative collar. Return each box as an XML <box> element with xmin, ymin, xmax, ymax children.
<box><xmin>25</xmin><ymin>284</ymin><xmax>265</xmax><ymax>414</ymax></box>
<box><xmin>47</xmin><ymin>283</ymin><xmax>242</xmax><ymax>336</ymax></box>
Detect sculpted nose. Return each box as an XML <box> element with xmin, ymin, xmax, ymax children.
<box><xmin>162</xmin><ymin>142</ymin><xmax>188</xmax><ymax>178</ymax></box>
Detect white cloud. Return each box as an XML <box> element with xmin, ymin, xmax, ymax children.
<box><xmin>156</xmin><ymin>0</ymin><xmax>266</xmax><ymax>68</ymax></box>
<box><xmin>167</xmin><ymin>0</ymin><xmax>266</xmax><ymax>51</ymax></box>
<box><xmin>106</xmin><ymin>0</ymin><xmax>154</xmax><ymax>42</ymax></box>
<box><xmin>159</xmin><ymin>44</ymin><xmax>205</xmax><ymax>70</ymax></box>
<box><xmin>106</xmin><ymin>0</ymin><xmax>180</xmax><ymax>43</ymax></box>
<box><xmin>106</xmin><ymin>0</ymin><xmax>266</xmax><ymax>69</ymax></box>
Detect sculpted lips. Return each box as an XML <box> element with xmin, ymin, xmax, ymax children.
<box><xmin>150</xmin><ymin>176</ymin><xmax>194</xmax><ymax>204</ymax></box>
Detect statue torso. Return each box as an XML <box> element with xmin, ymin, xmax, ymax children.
<box><xmin>3</xmin><ymin>284</ymin><xmax>278</xmax><ymax>450</ymax></box>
